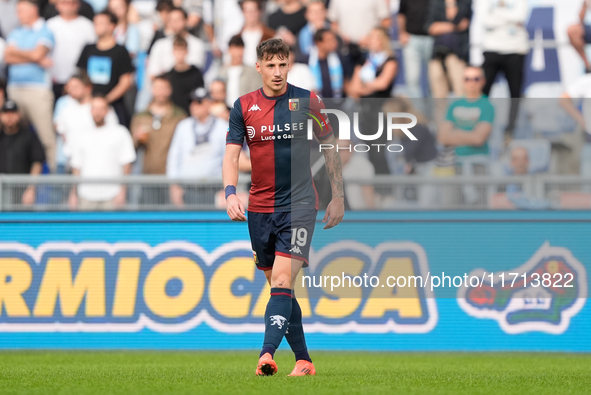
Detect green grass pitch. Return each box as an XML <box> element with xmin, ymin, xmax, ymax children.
<box><xmin>0</xmin><ymin>351</ymin><xmax>589</xmax><ymax>394</ymax></box>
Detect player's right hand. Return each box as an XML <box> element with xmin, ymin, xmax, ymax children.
<box><xmin>226</xmin><ymin>194</ymin><xmax>246</xmax><ymax>221</ymax></box>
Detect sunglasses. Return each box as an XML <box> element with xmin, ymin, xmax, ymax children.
<box><xmin>464</xmin><ymin>77</ymin><xmax>482</xmax><ymax>82</ymax></box>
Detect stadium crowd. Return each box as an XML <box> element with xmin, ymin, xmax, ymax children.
<box><xmin>0</xmin><ymin>0</ymin><xmax>590</xmax><ymax>210</ymax></box>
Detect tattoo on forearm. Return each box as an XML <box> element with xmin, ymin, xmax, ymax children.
<box><xmin>323</xmin><ymin>137</ymin><xmax>344</xmax><ymax>199</ymax></box>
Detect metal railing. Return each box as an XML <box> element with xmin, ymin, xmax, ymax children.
<box><xmin>1</xmin><ymin>174</ymin><xmax>590</xmax><ymax>211</ymax></box>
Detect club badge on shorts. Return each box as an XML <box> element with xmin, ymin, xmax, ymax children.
<box><xmin>289</xmin><ymin>98</ymin><xmax>299</xmax><ymax>111</ymax></box>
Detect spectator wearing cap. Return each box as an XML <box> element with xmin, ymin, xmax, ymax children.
<box><xmin>68</xmin><ymin>95</ymin><xmax>136</xmax><ymax>211</ymax></box>
<box><xmin>77</xmin><ymin>10</ymin><xmax>134</xmax><ymax>127</ymax></box>
<box><xmin>298</xmin><ymin>0</ymin><xmax>331</xmax><ymax>57</ymax></box>
<box><xmin>218</xmin><ymin>35</ymin><xmax>260</xmax><ymax>108</ymax></box>
<box><xmin>131</xmin><ymin>75</ymin><xmax>185</xmax><ymax>203</ymax></box>
<box><xmin>47</xmin><ymin>0</ymin><xmax>96</xmax><ymax>101</ymax></box>
<box><xmin>5</xmin><ymin>0</ymin><xmax>56</xmax><ymax>171</ymax></box>
<box><xmin>55</xmin><ymin>72</ymin><xmax>118</xmax><ymax>162</ymax></box>
<box><xmin>162</xmin><ymin>36</ymin><xmax>204</xmax><ymax>114</ymax></box>
<box><xmin>167</xmin><ymin>87</ymin><xmax>230</xmax><ymax>206</ymax></box>
<box><xmin>148</xmin><ymin>7</ymin><xmax>206</xmax><ymax>79</ymax></box>
<box><xmin>0</xmin><ymin>100</ymin><xmax>45</xmax><ymax>206</ymax></box>
<box><xmin>306</xmin><ymin>28</ymin><xmax>352</xmax><ymax>99</ymax></box>
<box><xmin>239</xmin><ymin>0</ymin><xmax>275</xmax><ymax>66</ymax></box>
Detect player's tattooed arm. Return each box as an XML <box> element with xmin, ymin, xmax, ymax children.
<box><xmin>321</xmin><ymin>134</ymin><xmax>345</xmax><ymax>229</ymax></box>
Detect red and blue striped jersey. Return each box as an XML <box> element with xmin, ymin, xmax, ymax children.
<box><xmin>227</xmin><ymin>84</ymin><xmax>333</xmax><ymax>213</ymax></box>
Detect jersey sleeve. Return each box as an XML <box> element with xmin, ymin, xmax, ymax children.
<box><xmin>227</xmin><ymin>98</ymin><xmax>246</xmax><ymax>145</ymax></box>
<box><xmin>309</xmin><ymin>92</ymin><xmax>333</xmax><ymax>141</ymax></box>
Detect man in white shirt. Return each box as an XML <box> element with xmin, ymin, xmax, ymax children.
<box><xmin>328</xmin><ymin>0</ymin><xmax>390</xmax><ymax>46</ymax></box>
<box><xmin>47</xmin><ymin>0</ymin><xmax>96</xmax><ymax>100</ymax></box>
<box><xmin>147</xmin><ymin>7</ymin><xmax>206</xmax><ymax>79</ymax></box>
<box><xmin>167</xmin><ymin>87</ymin><xmax>228</xmax><ymax>206</ymax></box>
<box><xmin>55</xmin><ymin>72</ymin><xmax>118</xmax><ymax>160</ymax></box>
<box><xmin>286</xmin><ymin>48</ymin><xmax>317</xmax><ymax>92</ymax></box>
<box><xmin>69</xmin><ymin>95</ymin><xmax>136</xmax><ymax>210</ymax></box>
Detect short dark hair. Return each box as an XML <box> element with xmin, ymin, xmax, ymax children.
<box><xmin>169</xmin><ymin>6</ymin><xmax>187</xmax><ymax>19</ymax></box>
<box><xmin>173</xmin><ymin>35</ymin><xmax>188</xmax><ymax>48</ymax></box>
<box><xmin>239</xmin><ymin>0</ymin><xmax>262</xmax><ymax>10</ymax></box>
<box><xmin>313</xmin><ymin>28</ymin><xmax>332</xmax><ymax>43</ymax></box>
<box><xmin>17</xmin><ymin>0</ymin><xmax>39</xmax><ymax>9</ymax></box>
<box><xmin>156</xmin><ymin>0</ymin><xmax>173</xmax><ymax>12</ymax></box>
<box><xmin>95</xmin><ymin>10</ymin><xmax>118</xmax><ymax>25</ymax></box>
<box><xmin>256</xmin><ymin>38</ymin><xmax>290</xmax><ymax>61</ymax></box>
<box><xmin>228</xmin><ymin>34</ymin><xmax>245</xmax><ymax>48</ymax></box>
<box><xmin>153</xmin><ymin>74</ymin><xmax>172</xmax><ymax>86</ymax></box>
<box><xmin>91</xmin><ymin>93</ymin><xmax>109</xmax><ymax>102</ymax></box>
<box><xmin>70</xmin><ymin>71</ymin><xmax>92</xmax><ymax>87</ymax></box>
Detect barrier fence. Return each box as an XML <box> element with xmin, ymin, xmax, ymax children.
<box><xmin>1</xmin><ymin>174</ymin><xmax>590</xmax><ymax>211</ymax></box>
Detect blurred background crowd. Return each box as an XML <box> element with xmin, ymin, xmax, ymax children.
<box><xmin>1</xmin><ymin>0</ymin><xmax>591</xmax><ymax>210</ymax></box>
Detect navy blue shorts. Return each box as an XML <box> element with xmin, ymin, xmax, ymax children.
<box><xmin>585</xmin><ymin>24</ymin><xmax>591</xmax><ymax>43</ymax></box>
<box><xmin>247</xmin><ymin>208</ymin><xmax>317</xmax><ymax>271</ymax></box>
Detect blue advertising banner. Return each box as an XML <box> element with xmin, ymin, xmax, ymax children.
<box><xmin>0</xmin><ymin>211</ymin><xmax>588</xmax><ymax>351</ymax></box>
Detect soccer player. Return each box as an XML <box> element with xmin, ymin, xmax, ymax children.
<box><xmin>223</xmin><ymin>38</ymin><xmax>344</xmax><ymax>377</ymax></box>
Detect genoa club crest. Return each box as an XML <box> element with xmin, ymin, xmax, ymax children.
<box><xmin>289</xmin><ymin>98</ymin><xmax>299</xmax><ymax>111</ymax></box>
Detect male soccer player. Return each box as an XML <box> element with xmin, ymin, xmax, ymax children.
<box><xmin>223</xmin><ymin>38</ymin><xmax>344</xmax><ymax>376</ymax></box>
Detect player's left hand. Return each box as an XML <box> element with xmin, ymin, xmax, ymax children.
<box><xmin>323</xmin><ymin>197</ymin><xmax>344</xmax><ymax>229</ymax></box>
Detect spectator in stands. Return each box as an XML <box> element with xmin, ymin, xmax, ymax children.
<box><xmin>47</xmin><ymin>0</ymin><xmax>96</xmax><ymax>100</ymax></box>
<box><xmin>307</xmin><ymin>28</ymin><xmax>351</xmax><ymax>99</ymax></box>
<box><xmin>218</xmin><ymin>35</ymin><xmax>260</xmax><ymax>107</ymax></box>
<box><xmin>346</xmin><ymin>27</ymin><xmax>398</xmax><ymax>99</ymax></box>
<box><xmin>42</xmin><ymin>0</ymin><xmax>94</xmax><ymax>21</ymax></box>
<box><xmin>68</xmin><ymin>95</ymin><xmax>136</xmax><ymax>210</ymax></box>
<box><xmin>131</xmin><ymin>76</ymin><xmax>185</xmax><ymax>204</ymax></box>
<box><xmin>55</xmin><ymin>72</ymin><xmax>118</xmax><ymax>160</ymax></box>
<box><xmin>208</xmin><ymin>79</ymin><xmax>231</xmax><ymax>120</ymax></box>
<box><xmin>347</xmin><ymin>27</ymin><xmax>398</xmax><ymax>175</ymax></box>
<box><xmin>163</xmin><ymin>36</ymin><xmax>204</xmax><ymax>114</ymax></box>
<box><xmin>336</xmin><ymin>138</ymin><xmax>375</xmax><ymax>210</ymax></box>
<box><xmin>77</xmin><ymin>10</ymin><xmax>134</xmax><ymax>126</ymax></box>
<box><xmin>268</xmin><ymin>0</ymin><xmax>307</xmax><ymax>48</ymax></box>
<box><xmin>109</xmin><ymin>0</ymin><xmax>141</xmax><ymax>58</ymax></box>
<box><xmin>298</xmin><ymin>0</ymin><xmax>330</xmax><ymax>56</ymax></box>
<box><xmin>167</xmin><ymin>87</ymin><xmax>228</xmax><ymax>206</ymax></box>
<box><xmin>383</xmin><ymin>98</ymin><xmax>438</xmax><ymax>207</ymax></box>
<box><xmin>426</xmin><ymin>0</ymin><xmax>472</xmax><ymax>99</ymax></box>
<box><xmin>5</xmin><ymin>0</ymin><xmax>56</xmax><ymax>172</ymax></box>
<box><xmin>481</xmin><ymin>0</ymin><xmax>529</xmax><ymax>141</ymax></box>
<box><xmin>0</xmin><ymin>100</ymin><xmax>45</xmax><ymax>206</ymax></box>
<box><xmin>0</xmin><ymin>0</ymin><xmax>19</xmax><ymax>39</ymax></box>
<box><xmin>286</xmin><ymin>47</ymin><xmax>316</xmax><ymax>92</ymax></box>
<box><xmin>147</xmin><ymin>0</ymin><xmax>174</xmax><ymax>54</ymax></box>
<box><xmin>328</xmin><ymin>0</ymin><xmax>390</xmax><ymax>65</ymax></box>
<box><xmin>172</xmin><ymin>0</ymin><xmax>202</xmax><ymax>33</ymax></box>
<box><xmin>398</xmin><ymin>0</ymin><xmax>433</xmax><ymax>98</ymax></box>
<box><xmin>239</xmin><ymin>0</ymin><xmax>275</xmax><ymax>66</ymax></box>
<box><xmin>0</xmin><ymin>79</ymin><xmax>6</xmax><ymax>109</ymax></box>
<box><xmin>559</xmin><ymin>74</ymin><xmax>591</xmax><ymax>177</ymax></box>
<box><xmin>438</xmin><ymin>66</ymin><xmax>494</xmax><ymax>203</ymax></box>
<box><xmin>568</xmin><ymin>0</ymin><xmax>591</xmax><ymax>72</ymax></box>
<box><xmin>148</xmin><ymin>7</ymin><xmax>206</xmax><ymax>78</ymax></box>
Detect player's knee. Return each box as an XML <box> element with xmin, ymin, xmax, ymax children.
<box><xmin>271</xmin><ymin>272</ymin><xmax>291</xmax><ymax>289</ymax></box>
<box><xmin>568</xmin><ymin>23</ymin><xmax>582</xmax><ymax>39</ymax></box>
